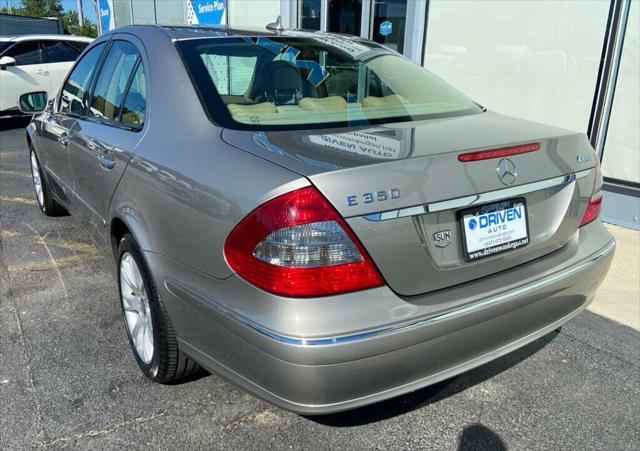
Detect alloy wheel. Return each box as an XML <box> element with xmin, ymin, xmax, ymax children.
<box><xmin>120</xmin><ymin>252</ymin><xmax>154</xmax><ymax>364</ymax></box>
<box><xmin>30</xmin><ymin>152</ymin><xmax>44</xmax><ymax>208</ymax></box>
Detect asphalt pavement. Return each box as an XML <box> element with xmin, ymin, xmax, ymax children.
<box><xmin>1</xmin><ymin>120</ymin><xmax>639</xmax><ymax>450</ymax></box>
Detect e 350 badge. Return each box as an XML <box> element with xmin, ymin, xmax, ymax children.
<box><xmin>346</xmin><ymin>189</ymin><xmax>401</xmax><ymax>207</ymax></box>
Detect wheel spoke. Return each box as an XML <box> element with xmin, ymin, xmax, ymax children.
<box><xmin>120</xmin><ymin>256</ymin><xmax>138</xmax><ymax>292</ymax></box>
<box><xmin>143</xmin><ymin>325</ymin><xmax>153</xmax><ymax>362</ymax></box>
<box><xmin>121</xmin><ymin>290</ymin><xmax>139</xmax><ymax>313</ymax></box>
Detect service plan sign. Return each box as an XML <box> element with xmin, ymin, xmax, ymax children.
<box><xmin>187</xmin><ymin>0</ymin><xmax>226</xmax><ymax>25</ymax></box>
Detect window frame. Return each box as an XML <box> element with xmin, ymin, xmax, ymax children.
<box><xmin>61</xmin><ymin>37</ymin><xmax>148</xmax><ymax>133</ymax></box>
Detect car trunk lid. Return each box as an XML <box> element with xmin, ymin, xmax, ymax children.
<box><xmin>221</xmin><ymin>111</ymin><xmax>598</xmax><ymax>295</ymax></box>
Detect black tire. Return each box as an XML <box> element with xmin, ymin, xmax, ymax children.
<box><xmin>117</xmin><ymin>233</ymin><xmax>202</xmax><ymax>383</ymax></box>
<box><xmin>29</xmin><ymin>146</ymin><xmax>67</xmax><ymax>216</ymax></box>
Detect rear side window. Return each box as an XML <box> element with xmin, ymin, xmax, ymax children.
<box><xmin>41</xmin><ymin>40</ymin><xmax>82</xmax><ymax>63</ymax></box>
<box><xmin>88</xmin><ymin>41</ymin><xmax>140</xmax><ymax>123</ymax></box>
<box><xmin>120</xmin><ymin>62</ymin><xmax>146</xmax><ymax>128</ymax></box>
<box><xmin>59</xmin><ymin>42</ymin><xmax>107</xmax><ymax>116</ymax></box>
<box><xmin>4</xmin><ymin>41</ymin><xmax>41</xmax><ymax>65</ymax></box>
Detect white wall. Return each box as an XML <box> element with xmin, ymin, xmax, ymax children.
<box><xmin>424</xmin><ymin>0</ymin><xmax>611</xmax><ymax>134</ymax></box>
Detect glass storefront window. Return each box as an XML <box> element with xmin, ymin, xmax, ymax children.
<box><xmin>156</xmin><ymin>0</ymin><xmax>186</xmax><ymax>25</ymax></box>
<box><xmin>602</xmin><ymin>1</ymin><xmax>640</xmax><ymax>184</ymax></box>
<box><xmin>131</xmin><ymin>0</ymin><xmax>156</xmax><ymax>24</ymax></box>
<box><xmin>371</xmin><ymin>0</ymin><xmax>407</xmax><ymax>54</ymax></box>
<box><xmin>113</xmin><ymin>0</ymin><xmax>133</xmax><ymax>27</ymax></box>
<box><xmin>424</xmin><ymin>0</ymin><xmax>610</xmax><ymax>134</ymax></box>
<box><xmin>300</xmin><ymin>0</ymin><xmax>321</xmax><ymax>30</ymax></box>
<box><xmin>228</xmin><ymin>0</ymin><xmax>279</xmax><ymax>27</ymax></box>
<box><xmin>328</xmin><ymin>0</ymin><xmax>361</xmax><ymax>36</ymax></box>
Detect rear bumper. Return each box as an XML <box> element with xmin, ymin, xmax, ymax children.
<box><xmin>152</xmin><ymin>221</ymin><xmax>615</xmax><ymax>414</ymax></box>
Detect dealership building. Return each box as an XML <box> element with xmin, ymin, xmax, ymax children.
<box><xmin>98</xmin><ymin>0</ymin><xmax>639</xmax><ymax>230</ymax></box>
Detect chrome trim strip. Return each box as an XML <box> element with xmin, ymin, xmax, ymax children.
<box><xmin>364</xmin><ymin>169</ymin><xmax>592</xmax><ymax>222</ymax></box>
<box><xmin>167</xmin><ymin>240</ymin><xmax>614</xmax><ymax>347</ymax></box>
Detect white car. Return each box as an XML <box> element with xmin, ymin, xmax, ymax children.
<box><xmin>0</xmin><ymin>34</ymin><xmax>93</xmax><ymax>116</ymax></box>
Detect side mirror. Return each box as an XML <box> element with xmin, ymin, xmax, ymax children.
<box><xmin>18</xmin><ymin>91</ymin><xmax>48</xmax><ymax>114</ymax></box>
<box><xmin>0</xmin><ymin>55</ymin><xmax>16</xmax><ymax>69</ymax></box>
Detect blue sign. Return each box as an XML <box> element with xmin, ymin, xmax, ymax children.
<box><xmin>192</xmin><ymin>0</ymin><xmax>226</xmax><ymax>25</ymax></box>
<box><xmin>379</xmin><ymin>20</ymin><xmax>392</xmax><ymax>36</ymax></box>
<box><xmin>98</xmin><ymin>0</ymin><xmax>113</xmax><ymax>34</ymax></box>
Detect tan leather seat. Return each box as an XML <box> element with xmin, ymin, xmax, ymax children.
<box><xmin>299</xmin><ymin>96</ymin><xmax>348</xmax><ymax>110</ymax></box>
<box><xmin>362</xmin><ymin>95</ymin><xmax>408</xmax><ymax>107</ymax></box>
<box><xmin>227</xmin><ymin>102</ymin><xmax>277</xmax><ymax>118</ymax></box>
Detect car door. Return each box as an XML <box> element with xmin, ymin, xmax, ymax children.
<box><xmin>0</xmin><ymin>40</ymin><xmax>49</xmax><ymax>111</ymax></box>
<box><xmin>40</xmin><ymin>40</ymin><xmax>87</xmax><ymax>100</ymax></box>
<box><xmin>69</xmin><ymin>39</ymin><xmax>147</xmax><ymax>244</ymax></box>
<box><xmin>39</xmin><ymin>42</ymin><xmax>108</xmax><ymax>203</ymax></box>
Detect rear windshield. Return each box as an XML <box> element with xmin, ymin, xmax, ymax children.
<box><xmin>177</xmin><ymin>35</ymin><xmax>482</xmax><ymax>131</ymax></box>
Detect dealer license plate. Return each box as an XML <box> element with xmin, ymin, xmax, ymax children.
<box><xmin>460</xmin><ymin>198</ymin><xmax>530</xmax><ymax>262</ymax></box>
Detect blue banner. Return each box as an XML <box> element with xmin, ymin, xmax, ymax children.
<box><xmin>98</xmin><ymin>0</ymin><xmax>113</xmax><ymax>34</ymax></box>
<box><xmin>191</xmin><ymin>0</ymin><xmax>226</xmax><ymax>25</ymax></box>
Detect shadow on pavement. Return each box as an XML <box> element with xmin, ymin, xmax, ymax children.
<box><xmin>0</xmin><ymin>116</ymin><xmax>30</xmax><ymax>132</ymax></box>
<box><xmin>309</xmin><ymin>329</ymin><xmax>559</xmax><ymax>427</ymax></box>
<box><xmin>457</xmin><ymin>423</ymin><xmax>507</xmax><ymax>450</ymax></box>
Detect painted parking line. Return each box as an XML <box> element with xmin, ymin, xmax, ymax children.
<box><xmin>0</xmin><ymin>170</ymin><xmax>30</xmax><ymax>178</ymax></box>
<box><xmin>0</xmin><ymin>195</ymin><xmax>36</xmax><ymax>206</ymax></box>
<box><xmin>7</xmin><ymin>254</ymin><xmax>102</xmax><ymax>273</ymax></box>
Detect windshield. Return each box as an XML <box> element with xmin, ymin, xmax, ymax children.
<box><xmin>177</xmin><ymin>36</ymin><xmax>482</xmax><ymax>130</ymax></box>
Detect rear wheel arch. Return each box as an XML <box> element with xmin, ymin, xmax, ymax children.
<box><xmin>110</xmin><ymin>217</ymin><xmax>131</xmax><ymax>258</ymax></box>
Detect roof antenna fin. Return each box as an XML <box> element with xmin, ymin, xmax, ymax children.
<box><xmin>266</xmin><ymin>15</ymin><xmax>285</xmax><ymax>32</ymax></box>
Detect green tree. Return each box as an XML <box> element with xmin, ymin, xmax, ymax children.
<box><xmin>63</xmin><ymin>11</ymin><xmax>97</xmax><ymax>38</ymax></box>
<box><xmin>17</xmin><ymin>0</ymin><xmax>63</xmax><ymax>17</ymax></box>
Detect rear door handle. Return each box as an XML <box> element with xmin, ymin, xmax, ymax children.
<box><xmin>36</xmin><ymin>69</ymin><xmax>49</xmax><ymax>76</ymax></box>
<box><xmin>98</xmin><ymin>151</ymin><xmax>116</xmax><ymax>170</ymax></box>
<box><xmin>57</xmin><ymin>132</ymin><xmax>69</xmax><ymax>146</ymax></box>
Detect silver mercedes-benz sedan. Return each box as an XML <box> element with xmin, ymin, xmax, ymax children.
<box><xmin>20</xmin><ymin>25</ymin><xmax>615</xmax><ymax>414</ymax></box>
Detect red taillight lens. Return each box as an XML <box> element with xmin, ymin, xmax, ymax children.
<box><xmin>224</xmin><ymin>186</ymin><xmax>384</xmax><ymax>297</ymax></box>
<box><xmin>458</xmin><ymin>143</ymin><xmax>541</xmax><ymax>162</ymax></box>
<box><xmin>580</xmin><ymin>193</ymin><xmax>603</xmax><ymax>227</ymax></box>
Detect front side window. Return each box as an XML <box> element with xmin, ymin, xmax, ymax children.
<box><xmin>89</xmin><ymin>41</ymin><xmax>140</xmax><ymax>122</ymax></box>
<box><xmin>178</xmin><ymin>36</ymin><xmax>481</xmax><ymax>130</ymax></box>
<box><xmin>59</xmin><ymin>42</ymin><xmax>107</xmax><ymax>116</ymax></box>
<box><xmin>41</xmin><ymin>40</ymin><xmax>82</xmax><ymax>63</ymax></box>
<box><xmin>4</xmin><ymin>41</ymin><xmax>42</xmax><ymax>66</ymax></box>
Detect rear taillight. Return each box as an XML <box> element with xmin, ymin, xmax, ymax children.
<box><xmin>224</xmin><ymin>186</ymin><xmax>384</xmax><ymax>297</ymax></box>
<box><xmin>580</xmin><ymin>193</ymin><xmax>603</xmax><ymax>227</ymax></box>
<box><xmin>580</xmin><ymin>150</ymin><xmax>603</xmax><ymax>227</ymax></box>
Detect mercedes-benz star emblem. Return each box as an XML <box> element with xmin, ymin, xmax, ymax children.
<box><xmin>496</xmin><ymin>158</ymin><xmax>517</xmax><ymax>186</ymax></box>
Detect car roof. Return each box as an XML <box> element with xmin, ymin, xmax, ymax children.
<box><xmin>113</xmin><ymin>24</ymin><xmax>372</xmax><ymax>44</ymax></box>
<box><xmin>0</xmin><ymin>34</ymin><xmax>94</xmax><ymax>43</ymax></box>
